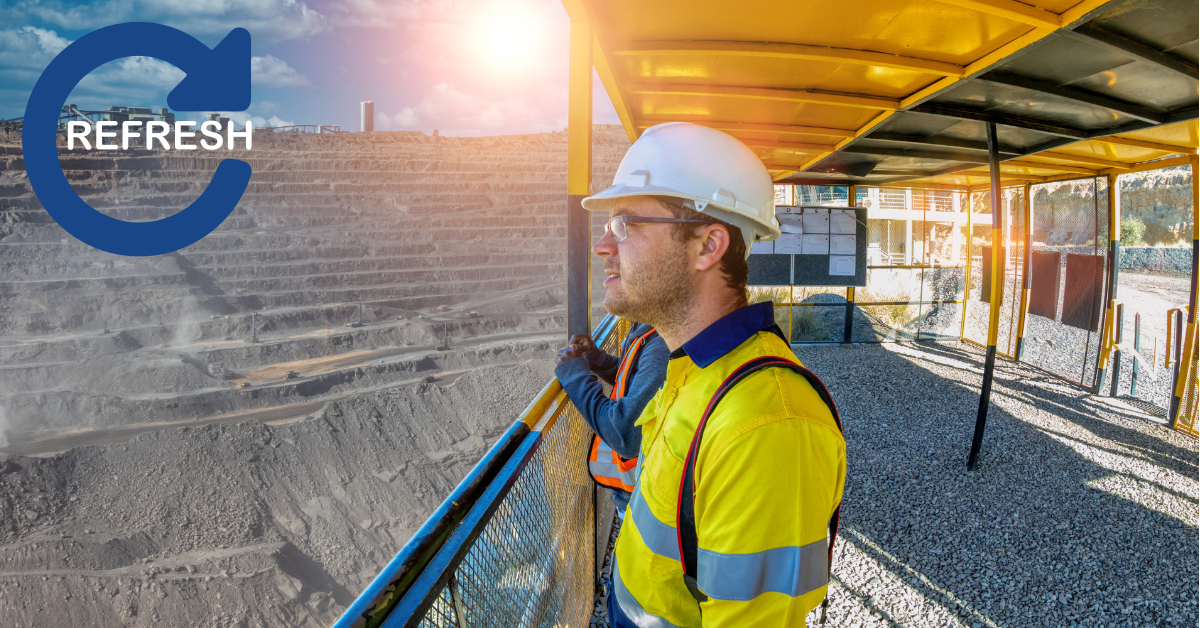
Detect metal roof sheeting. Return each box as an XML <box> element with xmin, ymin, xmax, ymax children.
<box><xmin>567</xmin><ymin>0</ymin><xmax>1198</xmax><ymax>190</ymax></box>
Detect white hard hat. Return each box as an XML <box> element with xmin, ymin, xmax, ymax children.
<box><xmin>582</xmin><ymin>122</ymin><xmax>781</xmax><ymax>256</ymax></box>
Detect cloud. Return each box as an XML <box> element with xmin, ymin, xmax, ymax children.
<box><xmin>65</xmin><ymin>56</ymin><xmax>185</xmax><ymax>109</ymax></box>
<box><xmin>325</xmin><ymin>0</ymin><xmax>444</xmax><ymax>29</ymax></box>
<box><xmin>20</xmin><ymin>0</ymin><xmax>329</xmax><ymax>44</ymax></box>
<box><xmin>0</xmin><ymin>26</ymin><xmax>70</xmax><ymax>69</ymax></box>
<box><xmin>251</xmin><ymin>55</ymin><xmax>311</xmax><ymax>88</ymax></box>
<box><xmin>215</xmin><ymin>101</ymin><xmax>294</xmax><ymax>128</ymax></box>
<box><xmin>376</xmin><ymin>82</ymin><xmax>566</xmax><ymax>136</ymax></box>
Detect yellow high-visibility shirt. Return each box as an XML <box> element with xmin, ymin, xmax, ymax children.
<box><xmin>612</xmin><ymin>301</ymin><xmax>846</xmax><ymax>628</ymax></box>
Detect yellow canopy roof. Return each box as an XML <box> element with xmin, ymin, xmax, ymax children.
<box><xmin>565</xmin><ymin>0</ymin><xmax>1199</xmax><ymax>190</ymax></box>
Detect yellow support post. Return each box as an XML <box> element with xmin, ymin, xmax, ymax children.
<box><xmin>968</xmin><ymin>122</ymin><xmax>1006</xmax><ymax>470</ymax></box>
<box><xmin>1014</xmin><ymin>183</ymin><xmax>1032</xmax><ymax>361</ymax></box>
<box><xmin>566</xmin><ymin>17</ymin><xmax>592</xmax><ymax>339</ymax></box>
<box><xmin>1170</xmin><ymin>155</ymin><xmax>1199</xmax><ymax>430</ymax></box>
<box><xmin>960</xmin><ymin>190</ymin><xmax>973</xmax><ymax>341</ymax></box>
<box><xmin>845</xmin><ymin>185</ymin><xmax>857</xmax><ymax>344</ymax></box>
<box><xmin>1094</xmin><ymin>173</ymin><xmax>1121</xmax><ymax>393</ymax></box>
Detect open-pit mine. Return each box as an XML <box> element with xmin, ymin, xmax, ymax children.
<box><xmin>0</xmin><ymin>126</ymin><xmax>628</xmax><ymax>626</ymax></box>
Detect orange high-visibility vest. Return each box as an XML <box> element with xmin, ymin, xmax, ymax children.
<box><xmin>588</xmin><ymin>327</ymin><xmax>656</xmax><ymax>493</ymax></box>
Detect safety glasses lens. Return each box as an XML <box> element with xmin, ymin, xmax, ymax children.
<box><xmin>606</xmin><ymin>216</ymin><xmax>627</xmax><ymax>242</ymax></box>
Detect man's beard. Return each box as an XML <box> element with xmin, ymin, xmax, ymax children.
<box><xmin>604</xmin><ymin>242</ymin><xmax>693</xmax><ymax>328</ymax></box>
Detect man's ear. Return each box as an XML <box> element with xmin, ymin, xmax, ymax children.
<box><xmin>693</xmin><ymin>224</ymin><xmax>730</xmax><ymax>272</ymax></box>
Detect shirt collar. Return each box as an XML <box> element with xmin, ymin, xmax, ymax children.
<box><xmin>668</xmin><ymin>301</ymin><xmax>787</xmax><ymax>368</ymax></box>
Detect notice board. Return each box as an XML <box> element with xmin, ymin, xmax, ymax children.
<box><xmin>747</xmin><ymin>206</ymin><xmax>867</xmax><ymax>287</ymax></box>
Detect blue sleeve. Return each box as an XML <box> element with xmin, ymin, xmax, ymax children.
<box><xmin>586</xmin><ymin>346</ymin><xmax>620</xmax><ymax>385</ymax></box>
<box><xmin>554</xmin><ymin>336</ymin><xmax>669</xmax><ymax>460</ymax></box>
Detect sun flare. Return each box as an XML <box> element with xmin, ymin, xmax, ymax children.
<box><xmin>470</xmin><ymin>3</ymin><xmax>545</xmax><ymax>74</ymax></box>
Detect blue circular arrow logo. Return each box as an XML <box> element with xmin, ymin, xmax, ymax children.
<box><xmin>22</xmin><ymin>23</ymin><xmax>253</xmax><ymax>257</ymax></box>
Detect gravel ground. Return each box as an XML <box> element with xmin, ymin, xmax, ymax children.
<box><xmin>591</xmin><ymin>340</ymin><xmax>1198</xmax><ymax>627</ymax></box>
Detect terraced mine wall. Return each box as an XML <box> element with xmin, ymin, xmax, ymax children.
<box><xmin>0</xmin><ymin>126</ymin><xmax>628</xmax><ymax>626</ymax></box>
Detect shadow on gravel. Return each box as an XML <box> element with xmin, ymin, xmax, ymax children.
<box><xmin>796</xmin><ymin>340</ymin><xmax>1198</xmax><ymax>627</ymax></box>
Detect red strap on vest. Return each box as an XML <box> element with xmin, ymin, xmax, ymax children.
<box><xmin>675</xmin><ymin>356</ymin><xmax>844</xmax><ymax>614</ymax></box>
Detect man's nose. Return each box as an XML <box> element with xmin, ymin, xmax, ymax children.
<box><xmin>593</xmin><ymin>226</ymin><xmax>617</xmax><ymax>258</ymax></box>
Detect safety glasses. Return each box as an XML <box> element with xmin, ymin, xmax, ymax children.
<box><xmin>603</xmin><ymin>215</ymin><xmax>713</xmax><ymax>242</ymax></box>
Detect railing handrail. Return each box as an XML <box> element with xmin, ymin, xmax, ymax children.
<box><xmin>335</xmin><ymin>314</ymin><xmax>619</xmax><ymax>628</ymax></box>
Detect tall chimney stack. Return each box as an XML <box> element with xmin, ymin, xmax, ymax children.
<box><xmin>360</xmin><ymin>101</ymin><xmax>374</xmax><ymax>133</ymax></box>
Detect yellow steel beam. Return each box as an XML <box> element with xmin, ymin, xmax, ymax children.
<box><xmin>1092</xmin><ymin>135</ymin><xmax>1198</xmax><ymax>155</ymax></box>
<box><xmin>1003</xmin><ymin>160</ymin><xmax>1100</xmax><ymax>175</ymax></box>
<box><xmin>635</xmin><ymin>118</ymin><xmax>856</xmax><ymax>139</ymax></box>
<box><xmin>568</xmin><ymin>18</ymin><xmax>593</xmax><ymax>196</ymax></box>
<box><xmin>614</xmin><ymin>41</ymin><xmax>964</xmax><ymax>76</ymax></box>
<box><xmin>934</xmin><ymin>0</ymin><xmax>1062</xmax><ymax>28</ymax></box>
<box><xmin>1028</xmin><ymin>151</ymin><xmax>1134</xmax><ymax>170</ymax></box>
<box><xmin>626</xmin><ymin>83</ymin><xmax>900</xmax><ymax>110</ymax></box>
<box><xmin>1100</xmin><ymin>155</ymin><xmax>1194</xmax><ymax>175</ymax></box>
<box><xmin>566</xmin><ymin>0</ymin><xmax>638</xmax><ymax>143</ymax></box>
<box><xmin>744</xmin><ymin>139</ymin><xmax>840</xmax><ymax>153</ymax></box>
<box><xmin>592</xmin><ymin>35</ymin><xmax>638</xmax><ymax>143</ymax></box>
<box><xmin>876</xmin><ymin>182</ymin><xmax>971</xmax><ymax>192</ymax></box>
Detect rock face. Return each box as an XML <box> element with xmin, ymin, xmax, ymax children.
<box><xmin>1030</xmin><ymin>168</ymin><xmax>1195</xmax><ymax>247</ymax></box>
<box><xmin>0</xmin><ymin>126</ymin><xmax>628</xmax><ymax>626</ymax></box>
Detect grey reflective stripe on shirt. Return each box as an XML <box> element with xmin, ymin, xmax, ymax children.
<box><xmin>629</xmin><ymin>488</ymin><xmax>680</xmax><ymax>561</ymax></box>
<box><xmin>613</xmin><ymin>559</ymin><xmax>685</xmax><ymax>628</ymax></box>
<box><xmin>696</xmin><ymin>538</ymin><xmax>829</xmax><ymax>601</ymax></box>
<box><xmin>619</xmin><ymin>465</ymin><xmax>638</xmax><ymax>486</ymax></box>
<box><xmin>630</xmin><ymin>488</ymin><xmax>830</xmax><ymax>601</ymax></box>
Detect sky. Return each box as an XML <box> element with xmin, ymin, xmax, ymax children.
<box><xmin>0</xmin><ymin>0</ymin><xmax>620</xmax><ymax>135</ymax></box>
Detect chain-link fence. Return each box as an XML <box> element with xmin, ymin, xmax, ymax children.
<box><xmin>1020</xmin><ymin>178</ymin><xmax>1110</xmax><ymax>387</ymax></box>
<box><xmin>340</xmin><ymin>317</ymin><xmax>621</xmax><ymax>628</ymax></box>
<box><xmin>1108</xmin><ymin>168</ymin><xmax>1194</xmax><ymax>414</ymax></box>
<box><xmin>855</xmin><ymin>187</ymin><xmax>968</xmax><ymax>343</ymax></box>
<box><xmin>415</xmin><ymin>399</ymin><xmax>597</xmax><ymax>628</ymax></box>
<box><xmin>962</xmin><ymin>187</ymin><xmax>1026</xmax><ymax>358</ymax></box>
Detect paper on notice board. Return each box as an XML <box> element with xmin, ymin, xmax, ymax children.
<box><xmin>749</xmin><ymin>240</ymin><xmax>774</xmax><ymax>255</ymax></box>
<box><xmin>830</xmin><ymin>210</ymin><xmax>856</xmax><ymax>234</ymax></box>
<box><xmin>802</xmin><ymin>208</ymin><xmax>829</xmax><ymax>233</ymax></box>
<box><xmin>801</xmin><ymin>234</ymin><xmax>829</xmax><ymax>255</ymax></box>
<box><xmin>774</xmin><ymin>234</ymin><xmax>803</xmax><ymax>254</ymax></box>
<box><xmin>830</xmin><ymin>234</ymin><xmax>856</xmax><ymax>255</ymax></box>
<box><xmin>777</xmin><ymin>212</ymin><xmax>804</xmax><ymax>234</ymax></box>
<box><xmin>830</xmin><ymin>255</ymin><xmax>856</xmax><ymax>276</ymax></box>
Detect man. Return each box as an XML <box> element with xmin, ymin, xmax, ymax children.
<box><xmin>582</xmin><ymin>122</ymin><xmax>847</xmax><ymax>627</ymax></box>
<box><xmin>555</xmin><ymin>320</ymin><xmax>668</xmax><ymax>514</ymax></box>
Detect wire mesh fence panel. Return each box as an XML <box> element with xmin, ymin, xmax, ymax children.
<box><xmin>963</xmin><ymin>188</ymin><xmax>1025</xmax><ymax>356</ymax></box>
<box><xmin>843</xmin><ymin>187</ymin><xmax>969</xmax><ymax>342</ymax></box>
<box><xmin>412</xmin><ymin>340</ymin><xmax>611</xmax><ymax>628</ymax></box>
<box><xmin>418</xmin><ymin>416</ymin><xmax>596</xmax><ymax>628</ymax></box>
<box><xmin>1111</xmin><ymin>168</ymin><xmax>1194</xmax><ymax>413</ymax></box>
<box><xmin>1022</xmin><ymin>178</ymin><xmax>1111</xmax><ymax>386</ymax></box>
<box><xmin>1178</xmin><ymin>342</ymin><xmax>1199</xmax><ymax>436</ymax></box>
<box><xmin>856</xmin><ymin>267</ymin><xmax>924</xmax><ymax>341</ymax></box>
<box><xmin>919</xmin><ymin>193</ymin><xmax>969</xmax><ymax>340</ymax></box>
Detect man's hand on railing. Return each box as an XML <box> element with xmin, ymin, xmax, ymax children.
<box><xmin>556</xmin><ymin>334</ymin><xmax>597</xmax><ymax>365</ymax></box>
